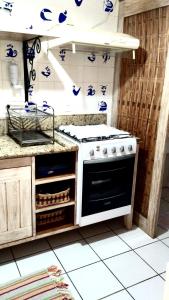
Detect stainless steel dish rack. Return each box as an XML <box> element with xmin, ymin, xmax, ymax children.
<box><xmin>7</xmin><ymin>104</ymin><xmax>55</xmax><ymax>146</ymax></box>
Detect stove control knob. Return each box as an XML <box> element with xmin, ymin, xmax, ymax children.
<box><xmin>120</xmin><ymin>146</ymin><xmax>125</xmax><ymax>152</ymax></box>
<box><xmin>103</xmin><ymin>148</ymin><xmax>107</xmax><ymax>155</ymax></box>
<box><xmin>90</xmin><ymin>149</ymin><xmax>94</xmax><ymax>156</ymax></box>
<box><xmin>111</xmin><ymin>147</ymin><xmax>116</xmax><ymax>153</ymax></box>
<box><xmin>128</xmin><ymin>145</ymin><xmax>133</xmax><ymax>151</ymax></box>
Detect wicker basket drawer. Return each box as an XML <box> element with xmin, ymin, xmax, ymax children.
<box><xmin>36</xmin><ymin>187</ymin><xmax>70</xmax><ymax>209</ymax></box>
<box><xmin>36</xmin><ymin>209</ymin><xmax>65</xmax><ymax>226</ymax></box>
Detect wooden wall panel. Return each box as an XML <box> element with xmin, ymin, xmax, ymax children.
<box><xmin>117</xmin><ymin>7</ymin><xmax>169</xmax><ymax>217</ymax></box>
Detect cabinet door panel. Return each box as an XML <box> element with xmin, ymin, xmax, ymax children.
<box><xmin>0</xmin><ymin>166</ymin><xmax>32</xmax><ymax>245</ymax></box>
<box><xmin>0</xmin><ymin>182</ymin><xmax>7</xmax><ymax>232</ymax></box>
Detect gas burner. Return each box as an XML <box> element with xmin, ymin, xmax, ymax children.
<box><xmin>56</xmin><ymin>124</ymin><xmax>131</xmax><ymax>143</ymax></box>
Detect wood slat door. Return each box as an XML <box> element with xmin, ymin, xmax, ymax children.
<box><xmin>0</xmin><ymin>166</ymin><xmax>32</xmax><ymax>244</ymax></box>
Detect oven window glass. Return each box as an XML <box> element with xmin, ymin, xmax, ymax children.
<box><xmin>82</xmin><ymin>155</ymin><xmax>135</xmax><ymax>216</ymax></box>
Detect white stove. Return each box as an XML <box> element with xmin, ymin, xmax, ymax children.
<box><xmin>56</xmin><ymin>124</ymin><xmax>137</xmax><ymax>227</ymax></box>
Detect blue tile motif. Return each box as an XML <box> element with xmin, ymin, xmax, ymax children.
<box><xmin>41</xmin><ymin>66</ymin><xmax>51</xmax><ymax>77</ymax></box>
<box><xmin>87</xmin><ymin>85</ymin><xmax>95</xmax><ymax>96</ymax></box>
<box><xmin>6</xmin><ymin>44</ymin><xmax>17</xmax><ymax>58</ymax></box>
<box><xmin>0</xmin><ymin>1</ymin><xmax>13</xmax><ymax>14</ymax></box>
<box><xmin>40</xmin><ymin>8</ymin><xmax>52</xmax><ymax>21</ymax></box>
<box><xmin>74</xmin><ymin>0</ymin><xmax>84</xmax><ymax>7</ymax></box>
<box><xmin>102</xmin><ymin>53</ymin><xmax>110</xmax><ymax>63</ymax></box>
<box><xmin>98</xmin><ymin>101</ymin><xmax>107</xmax><ymax>111</ymax></box>
<box><xmin>28</xmin><ymin>85</ymin><xmax>34</xmax><ymax>97</ymax></box>
<box><xmin>73</xmin><ymin>85</ymin><xmax>81</xmax><ymax>96</ymax></box>
<box><xmin>43</xmin><ymin>100</ymin><xmax>49</xmax><ymax>111</ymax></box>
<box><xmin>104</xmin><ymin>0</ymin><xmax>113</xmax><ymax>13</ymax></box>
<box><xmin>59</xmin><ymin>49</ymin><xmax>66</xmax><ymax>61</ymax></box>
<box><xmin>101</xmin><ymin>85</ymin><xmax>107</xmax><ymax>96</ymax></box>
<box><xmin>88</xmin><ymin>53</ymin><xmax>96</xmax><ymax>63</ymax></box>
<box><xmin>58</xmin><ymin>10</ymin><xmax>67</xmax><ymax>23</ymax></box>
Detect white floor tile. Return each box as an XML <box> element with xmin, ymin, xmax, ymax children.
<box><xmin>61</xmin><ymin>274</ymin><xmax>82</xmax><ymax>300</ymax></box>
<box><xmin>48</xmin><ymin>230</ymin><xmax>83</xmax><ymax>248</ymax></box>
<box><xmin>12</xmin><ymin>239</ymin><xmax>50</xmax><ymax>259</ymax></box>
<box><xmin>160</xmin><ymin>272</ymin><xmax>166</xmax><ymax>280</ymax></box>
<box><xmin>79</xmin><ymin>222</ymin><xmax>110</xmax><ymax>238</ymax></box>
<box><xmin>54</xmin><ymin>240</ymin><xmax>99</xmax><ymax>272</ymax></box>
<box><xmin>114</xmin><ymin>225</ymin><xmax>157</xmax><ymax>249</ymax></box>
<box><xmin>102</xmin><ymin>290</ymin><xmax>133</xmax><ymax>300</ymax></box>
<box><xmin>128</xmin><ymin>276</ymin><xmax>164</xmax><ymax>300</ymax></box>
<box><xmin>162</xmin><ymin>238</ymin><xmax>169</xmax><ymax>248</ymax></box>
<box><xmin>16</xmin><ymin>250</ymin><xmax>64</xmax><ymax>276</ymax></box>
<box><xmin>86</xmin><ymin>232</ymin><xmax>130</xmax><ymax>259</ymax></box>
<box><xmin>135</xmin><ymin>241</ymin><xmax>169</xmax><ymax>273</ymax></box>
<box><xmin>0</xmin><ymin>262</ymin><xmax>20</xmax><ymax>284</ymax></box>
<box><xmin>156</xmin><ymin>226</ymin><xmax>169</xmax><ymax>240</ymax></box>
<box><xmin>68</xmin><ymin>261</ymin><xmax>123</xmax><ymax>300</ymax></box>
<box><xmin>104</xmin><ymin>251</ymin><xmax>156</xmax><ymax>288</ymax></box>
<box><xmin>0</xmin><ymin>248</ymin><xmax>13</xmax><ymax>264</ymax></box>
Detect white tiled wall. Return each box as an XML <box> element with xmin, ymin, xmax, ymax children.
<box><xmin>0</xmin><ymin>0</ymin><xmax>119</xmax><ymax>119</ymax></box>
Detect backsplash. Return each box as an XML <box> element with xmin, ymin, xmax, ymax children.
<box><xmin>0</xmin><ymin>0</ymin><xmax>119</xmax><ymax>119</ymax></box>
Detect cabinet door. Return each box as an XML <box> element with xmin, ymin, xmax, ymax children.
<box><xmin>0</xmin><ymin>166</ymin><xmax>32</xmax><ymax>245</ymax></box>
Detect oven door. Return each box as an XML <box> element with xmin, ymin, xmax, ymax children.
<box><xmin>82</xmin><ymin>154</ymin><xmax>135</xmax><ymax>217</ymax></box>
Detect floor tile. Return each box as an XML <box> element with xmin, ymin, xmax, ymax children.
<box><xmin>0</xmin><ymin>262</ymin><xmax>20</xmax><ymax>284</ymax></box>
<box><xmin>156</xmin><ymin>226</ymin><xmax>169</xmax><ymax>240</ymax></box>
<box><xmin>135</xmin><ymin>241</ymin><xmax>169</xmax><ymax>273</ymax></box>
<box><xmin>62</xmin><ymin>274</ymin><xmax>82</xmax><ymax>300</ymax></box>
<box><xmin>0</xmin><ymin>248</ymin><xmax>13</xmax><ymax>264</ymax></box>
<box><xmin>68</xmin><ymin>261</ymin><xmax>123</xmax><ymax>300</ymax></box>
<box><xmin>162</xmin><ymin>237</ymin><xmax>169</xmax><ymax>248</ymax></box>
<box><xmin>16</xmin><ymin>250</ymin><xmax>64</xmax><ymax>276</ymax></box>
<box><xmin>114</xmin><ymin>225</ymin><xmax>157</xmax><ymax>249</ymax></box>
<box><xmin>127</xmin><ymin>276</ymin><xmax>164</xmax><ymax>300</ymax></box>
<box><xmin>102</xmin><ymin>290</ymin><xmax>133</xmax><ymax>300</ymax></box>
<box><xmin>79</xmin><ymin>222</ymin><xmax>110</xmax><ymax>238</ymax></box>
<box><xmin>12</xmin><ymin>239</ymin><xmax>50</xmax><ymax>259</ymax></box>
<box><xmin>104</xmin><ymin>251</ymin><xmax>156</xmax><ymax>288</ymax></box>
<box><xmin>86</xmin><ymin>231</ymin><xmax>130</xmax><ymax>259</ymax></box>
<box><xmin>160</xmin><ymin>272</ymin><xmax>166</xmax><ymax>280</ymax></box>
<box><xmin>48</xmin><ymin>230</ymin><xmax>83</xmax><ymax>248</ymax></box>
<box><xmin>54</xmin><ymin>240</ymin><xmax>99</xmax><ymax>272</ymax></box>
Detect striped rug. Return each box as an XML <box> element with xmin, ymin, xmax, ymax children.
<box><xmin>0</xmin><ymin>266</ymin><xmax>74</xmax><ymax>300</ymax></box>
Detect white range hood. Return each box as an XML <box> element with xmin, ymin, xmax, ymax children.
<box><xmin>47</xmin><ymin>30</ymin><xmax>140</xmax><ymax>53</ymax></box>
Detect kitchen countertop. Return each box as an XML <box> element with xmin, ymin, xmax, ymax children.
<box><xmin>0</xmin><ymin>134</ymin><xmax>78</xmax><ymax>159</ymax></box>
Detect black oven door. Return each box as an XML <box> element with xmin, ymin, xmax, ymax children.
<box><xmin>82</xmin><ymin>155</ymin><xmax>135</xmax><ymax>217</ymax></box>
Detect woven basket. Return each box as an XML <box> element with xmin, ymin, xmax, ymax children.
<box><xmin>36</xmin><ymin>209</ymin><xmax>65</xmax><ymax>226</ymax></box>
<box><xmin>36</xmin><ymin>187</ymin><xmax>70</xmax><ymax>209</ymax></box>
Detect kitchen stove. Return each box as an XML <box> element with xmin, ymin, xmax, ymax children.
<box><xmin>56</xmin><ymin>124</ymin><xmax>138</xmax><ymax>227</ymax></box>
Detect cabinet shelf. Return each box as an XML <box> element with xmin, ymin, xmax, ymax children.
<box><xmin>35</xmin><ymin>200</ymin><xmax>75</xmax><ymax>213</ymax></box>
<box><xmin>35</xmin><ymin>173</ymin><xmax>76</xmax><ymax>185</ymax></box>
<box><xmin>36</xmin><ymin>224</ymin><xmax>78</xmax><ymax>237</ymax></box>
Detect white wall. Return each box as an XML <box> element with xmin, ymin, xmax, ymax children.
<box><xmin>0</xmin><ymin>0</ymin><xmax>119</xmax><ymax>120</ymax></box>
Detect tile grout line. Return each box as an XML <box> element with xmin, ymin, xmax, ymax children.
<box><xmin>77</xmin><ymin>231</ymin><xmax>136</xmax><ymax>300</ymax></box>
<box><xmin>46</xmin><ymin>237</ymin><xmax>84</xmax><ymax>300</ymax></box>
<box><xmin>10</xmin><ymin>247</ymin><xmax>22</xmax><ymax>277</ymax></box>
<box><xmin>108</xmin><ymin>226</ymin><xmax>167</xmax><ymax>280</ymax></box>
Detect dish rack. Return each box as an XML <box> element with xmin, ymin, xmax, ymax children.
<box><xmin>7</xmin><ymin>103</ymin><xmax>55</xmax><ymax>146</ymax></box>
<box><xmin>36</xmin><ymin>187</ymin><xmax>70</xmax><ymax>209</ymax></box>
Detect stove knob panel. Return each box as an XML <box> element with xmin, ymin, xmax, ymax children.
<box><xmin>120</xmin><ymin>146</ymin><xmax>125</xmax><ymax>152</ymax></box>
<box><xmin>111</xmin><ymin>147</ymin><xmax>116</xmax><ymax>154</ymax></box>
<box><xmin>128</xmin><ymin>145</ymin><xmax>133</xmax><ymax>151</ymax></box>
<box><xmin>89</xmin><ymin>149</ymin><xmax>94</xmax><ymax>156</ymax></box>
<box><xmin>103</xmin><ymin>148</ymin><xmax>108</xmax><ymax>155</ymax></box>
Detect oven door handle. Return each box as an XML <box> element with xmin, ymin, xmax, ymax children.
<box><xmin>84</xmin><ymin>154</ymin><xmax>135</xmax><ymax>164</ymax></box>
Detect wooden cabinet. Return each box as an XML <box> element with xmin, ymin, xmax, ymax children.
<box><xmin>0</xmin><ymin>158</ymin><xmax>32</xmax><ymax>245</ymax></box>
<box><xmin>33</xmin><ymin>151</ymin><xmax>77</xmax><ymax>237</ymax></box>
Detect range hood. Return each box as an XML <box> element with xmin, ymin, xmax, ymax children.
<box><xmin>47</xmin><ymin>30</ymin><xmax>140</xmax><ymax>53</ymax></box>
